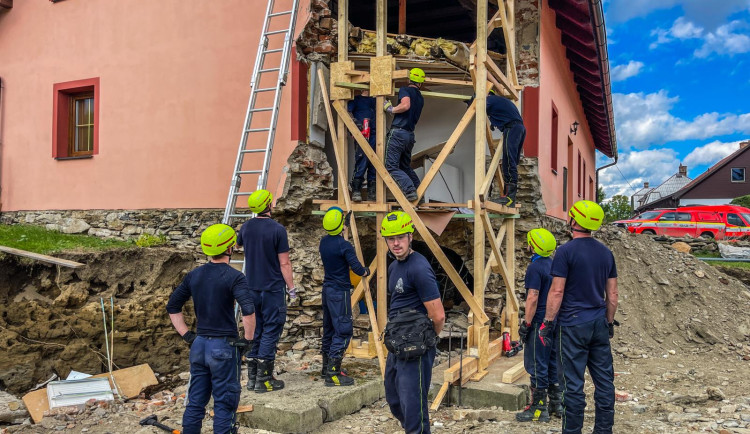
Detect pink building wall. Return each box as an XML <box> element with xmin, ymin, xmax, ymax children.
<box><xmin>526</xmin><ymin>1</ymin><xmax>598</xmax><ymax>220</ymax></box>
<box><xmin>0</xmin><ymin>0</ymin><xmax>307</xmax><ymax>211</ymax></box>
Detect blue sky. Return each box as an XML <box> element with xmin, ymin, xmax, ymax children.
<box><xmin>598</xmin><ymin>0</ymin><xmax>750</xmax><ymax>199</ymax></box>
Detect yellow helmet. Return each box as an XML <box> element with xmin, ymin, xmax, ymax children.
<box><xmin>380</xmin><ymin>211</ymin><xmax>415</xmax><ymax>237</ymax></box>
<box><xmin>248</xmin><ymin>189</ymin><xmax>273</xmax><ymax>213</ymax></box>
<box><xmin>527</xmin><ymin>228</ymin><xmax>556</xmax><ymax>257</ymax></box>
<box><xmin>408</xmin><ymin>68</ymin><xmax>426</xmax><ymax>83</ymax></box>
<box><xmin>568</xmin><ymin>200</ymin><xmax>604</xmax><ymax>231</ymax></box>
<box><xmin>323</xmin><ymin>207</ymin><xmax>345</xmax><ymax>236</ymax></box>
<box><xmin>200</xmin><ymin>224</ymin><xmax>237</xmax><ymax>256</ymax></box>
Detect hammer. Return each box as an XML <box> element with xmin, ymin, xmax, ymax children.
<box><xmin>139</xmin><ymin>415</ymin><xmax>181</xmax><ymax>434</ymax></box>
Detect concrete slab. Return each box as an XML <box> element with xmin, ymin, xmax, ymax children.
<box><xmin>237</xmin><ymin>365</ymin><xmax>384</xmax><ymax>433</ymax></box>
<box><xmin>430</xmin><ymin>352</ymin><xmax>528</xmax><ymax>411</ymax></box>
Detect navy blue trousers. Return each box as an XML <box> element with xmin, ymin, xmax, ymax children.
<box><xmin>385</xmin><ymin>129</ymin><xmax>420</xmax><ymax>195</ymax></box>
<box><xmin>501</xmin><ymin>123</ymin><xmax>526</xmax><ymax>185</ymax></box>
<box><xmin>248</xmin><ymin>288</ymin><xmax>286</xmax><ymax>361</ymax></box>
<box><xmin>353</xmin><ymin>132</ymin><xmax>377</xmax><ymax>187</ymax></box>
<box><xmin>525</xmin><ymin>320</ymin><xmax>558</xmax><ymax>390</ymax></box>
<box><xmin>557</xmin><ymin>317</ymin><xmax>615</xmax><ymax>434</ymax></box>
<box><xmin>384</xmin><ymin>347</ymin><xmax>436</xmax><ymax>434</ymax></box>
<box><xmin>183</xmin><ymin>336</ymin><xmax>242</xmax><ymax>434</ymax></box>
<box><xmin>320</xmin><ymin>284</ymin><xmax>353</xmax><ymax>359</ymax></box>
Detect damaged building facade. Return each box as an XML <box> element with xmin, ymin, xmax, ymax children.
<box><xmin>0</xmin><ymin>0</ymin><xmax>616</xmax><ymax>374</ymax></box>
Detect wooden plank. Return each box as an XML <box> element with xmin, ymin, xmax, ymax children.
<box><xmin>319</xmin><ymin>202</ymin><xmax>391</xmax><ymax>212</ymax></box>
<box><xmin>430</xmin><ymin>382</ymin><xmax>450</xmax><ymax>411</ymax></box>
<box><xmin>23</xmin><ymin>364</ymin><xmax>157</xmax><ymax>423</ymax></box>
<box><xmin>505</xmin><ymin>217</ymin><xmax>518</xmax><ymax>309</ymax></box>
<box><xmin>488</xmin><ymin>337</ymin><xmax>503</xmax><ymax>362</ymax></box>
<box><xmin>480</xmin><ymin>141</ymin><xmax>503</xmax><ymax>198</ymax></box>
<box><xmin>476</xmin><ymin>325</ymin><xmax>490</xmax><ymax>371</ymax></box>
<box><xmin>397</xmin><ymin>87</ymin><xmax>472</xmax><ymax>101</ymax></box>
<box><xmin>443</xmin><ymin>356</ymin><xmax>478</xmax><ymax>384</ymax></box>
<box><xmin>481</xmin><ymin>200</ymin><xmax>519</xmax><ymax>215</ymax></box>
<box><xmin>350</xmin><ymin>260</ymin><xmax>377</xmax><ymax>306</ymax></box>
<box><xmin>375</xmin><ymin>0</ymin><xmax>388</xmax><ymax>334</ymax></box>
<box><xmin>237</xmin><ymin>405</ymin><xmax>254</xmax><ymax>413</ymax></box>
<box><xmin>498</xmin><ymin>0</ymin><xmax>519</xmax><ymax>86</ymax></box>
<box><xmin>416</xmin><ymin>102</ymin><xmax>476</xmax><ymax>201</ymax></box>
<box><xmin>485</xmin><ymin>123</ymin><xmax>505</xmax><ymax>195</ymax></box>
<box><xmin>485</xmin><ymin>57</ymin><xmax>518</xmax><ymax>101</ymax></box>
<box><xmin>501</xmin><ymin>361</ymin><xmax>526</xmax><ymax>383</ymax></box>
<box><xmin>422</xmin><ymin>77</ymin><xmax>476</xmax><ymax>87</ymax></box>
<box><xmin>330</xmin><ymin>62</ymin><xmax>354</xmax><ymax>100</ymax></box>
<box><xmin>333</xmin><ymin>101</ymin><xmax>489</xmax><ymax>324</ymax></box>
<box><xmin>338</xmin><ymin>0</ymin><xmax>349</xmax><ymax>60</ymax></box>
<box><xmin>0</xmin><ymin>246</ymin><xmax>85</xmax><ymax>268</ymax></box>
<box><xmin>370</xmin><ymin>56</ymin><xmax>395</xmax><ymax>96</ymax></box>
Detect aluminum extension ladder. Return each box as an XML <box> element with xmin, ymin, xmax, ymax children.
<box><xmin>222</xmin><ymin>0</ymin><xmax>300</xmax><ymax>227</ymax></box>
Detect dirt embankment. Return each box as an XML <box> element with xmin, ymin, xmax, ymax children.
<box><xmin>0</xmin><ymin>248</ymin><xmax>200</xmax><ymax>394</ymax></box>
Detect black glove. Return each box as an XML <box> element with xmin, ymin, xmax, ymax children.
<box><xmin>362</xmin><ymin>268</ymin><xmax>371</xmax><ymax>278</ymax></box>
<box><xmin>608</xmin><ymin>319</ymin><xmax>620</xmax><ymax>339</ymax></box>
<box><xmin>464</xmin><ymin>94</ymin><xmax>475</xmax><ymax>107</ymax></box>
<box><xmin>518</xmin><ymin>322</ymin><xmax>530</xmax><ymax>342</ymax></box>
<box><xmin>344</xmin><ymin>211</ymin><xmax>352</xmax><ymax>227</ymax></box>
<box><xmin>182</xmin><ymin>330</ymin><xmax>197</xmax><ymax>346</ymax></box>
<box><xmin>354</xmin><ymin>120</ymin><xmax>364</xmax><ymax>130</ymax></box>
<box><xmin>538</xmin><ymin>320</ymin><xmax>553</xmax><ymax>347</ymax></box>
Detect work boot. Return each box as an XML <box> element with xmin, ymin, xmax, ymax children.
<box><xmin>325</xmin><ymin>357</ymin><xmax>355</xmax><ymax>387</ymax></box>
<box><xmin>367</xmin><ymin>185</ymin><xmax>377</xmax><ymax>202</ymax></box>
<box><xmin>246</xmin><ymin>359</ymin><xmax>257</xmax><ymax>391</ymax></box>
<box><xmin>351</xmin><ymin>179</ymin><xmax>363</xmax><ymax>202</ymax></box>
<box><xmin>405</xmin><ymin>191</ymin><xmax>418</xmax><ymax>202</ymax></box>
<box><xmin>496</xmin><ymin>182</ymin><xmax>517</xmax><ymax>207</ymax></box>
<box><xmin>548</xmin><ymin>384</ymin><xmax>563</xmax><ymax>418</ymax></box>
<box><xmin>254</xmin><ymin>359</ymin><xmax>285</xmax><ymax>393</ymax></box>
<box><xmin>321</xmin><ymin>353</ymin><xmax>329</xmax><ymax>378</ymax></box>
<box><xmin>515</xmin><ymin>388</ymin><xmax>550</xmax><ymax>422</ymax></box>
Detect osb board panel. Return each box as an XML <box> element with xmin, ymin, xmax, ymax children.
<box><xmin>370</xmin><ymin>56</ymin><xmax>394</xmax><ymax>96</ymax></box>
<box><xmin>330</xmin><ymin>61</ymin><xmax>354</xmax><ymax>100</ymax></box>
<box><xmin>23</xmin><ymin>364</ymin><xmax>157</xmax><ymax>423</ymax></box>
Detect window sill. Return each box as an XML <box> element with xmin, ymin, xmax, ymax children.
<box><xmin>55</xmin><ymin>155</ymin><xmax>93</xmax><ymax>161</ymax></box>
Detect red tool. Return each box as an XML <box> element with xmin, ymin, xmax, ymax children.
<box><xmin>361</xmin><ymin>118</ymin><xmax>371</xmax><ymax>139</ymax></box>
<box><xmin>502</xmin><ymin>331</ymin><xmax>523</xmax><ymax>357</ymax></box>
<box><xmin>502</xmin><ymin>331</ymin><xmax>511</xmax><ymax>352</ymax></box>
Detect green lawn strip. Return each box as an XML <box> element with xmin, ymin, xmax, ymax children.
<box><xmin>0</xmin><ymin>224</ymin><xmax>133</xmax><ymax>255</ymax></box>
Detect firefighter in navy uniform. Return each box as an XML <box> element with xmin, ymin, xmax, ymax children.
<box><xmin>539</xmin><ymin>200</ymin><xmax>619</xmax><ymax>434</ymax></box>
<box><xmin>319</xmin><ymin>207</ymin><xmax>370</xmax><ymax>386</ymax></box>
<box><xmin>237</xmin><ymin>189</ymin><xmax>296</xmax><ymax>393</ymax></box>
<box><xmin>167</xmin><ymin>224</ymin><xmax>256</xmax><ymax>434</ymax></box>
<box><xmin>516</xmin><ymin>228</ymin><xmax>562</xmax><ymax>423</ymax></box>
<box><xmin>381</xmin><ymin>211</ymin><xmax>445</xmax><ymax>433</ymax></box>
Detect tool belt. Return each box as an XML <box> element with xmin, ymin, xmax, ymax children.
<box><xmin>383</xmin><ymin>309</ymin><xmax>438</xmax><ymax>361</ymax></box>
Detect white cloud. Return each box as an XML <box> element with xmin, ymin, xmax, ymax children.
<box><xmin>610</xmin><ymin>60</ymin><xmax>644</xmax><ymax>81</ymax></box>
<box><xmin>683</xmin><ymin>140</ymin><xmax>743</xmax><ymax>166</ymax></box>
<box><xmin>613</xmin><ymin>90</ymin><xmax>750</xmax><ymax>148</ymax></box>
<box><xmin>608</xmin><ymin>0</ymin><xmax>750</xmax><ymax>30</ymax></box>
<box><xmin>599</xmin><ymin>149</ymin><xmax>681</xmax><ymax>198</ymax></box>
<box><xmin>650</xmin><ymin>17</ymin><xmax>750</xmax><ymax>57</ymax></box>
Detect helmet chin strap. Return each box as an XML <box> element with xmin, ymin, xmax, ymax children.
<box><xmin>569</xmin><ymin>218</ymin><xmax>591</xmax><ymax>234</ymax></box>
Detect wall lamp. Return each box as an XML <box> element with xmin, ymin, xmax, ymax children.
<box><xmin>570</xmin><ymin>121</ymin><xmax>579</xmax><ymax>136</ymax></box>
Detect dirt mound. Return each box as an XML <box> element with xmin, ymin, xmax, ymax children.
<box><xmin>593</xmin><ymin>227</ymin><xmax>750</xmax><ymax>353</ymax></box>
<box><xmin>0</xmin><ymin>248</ymin><xmax>200</xmax><ymax>394</ymax></box>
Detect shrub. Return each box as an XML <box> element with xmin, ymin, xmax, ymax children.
<box><xmin>135</xmin><ymin>233</ymin><xmax>168</xmax><ymax>248</ymax></box>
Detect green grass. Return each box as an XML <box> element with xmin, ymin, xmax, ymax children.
<box><xmin>705</xmin><ymin>260</ymin><xmax>750</xmax><ymax>270</ymax></box>
<box><xmin>0</xmin><ymin>224</ymin><xmax>133</xmax><ymax>255</ymax></box>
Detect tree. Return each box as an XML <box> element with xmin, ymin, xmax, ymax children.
<box><xmin>602</xmin><ymin>195</ymin><xmax>632</xmax><ymax>223</ymax></box>
<box><xmin>731</xmin><ymin>195</ymin><xmax>750</xmax><ymax>208</ymax></box>
<box><xmin>597</xmin><ymin>186</ymin><xmax>606</xmax><ymax>203</ymax></box>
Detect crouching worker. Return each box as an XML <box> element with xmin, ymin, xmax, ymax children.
<box><xmin>166</xmin><ymin>224</ymin><xmax>256</xmax><ymax>434</ymax></box>
<box><xmin>319</xmin><ymin>207</ymin><xmax>370</xmax><ymax>386</ymax></box>
<box><xmin>381</xmin><ymin>211</ymin><xmax>445</xmax><ymax>433</ymax></box>
<box><xmin>516</xmin><ymin>228</ymin><xmax>562</xmax><ymax>423</ymax></box>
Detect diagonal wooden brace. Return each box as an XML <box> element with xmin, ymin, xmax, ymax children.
<box><xmin>332</xmin><ymin>100</ymin><xmax>490</xmax><ymax>325</ymax></box>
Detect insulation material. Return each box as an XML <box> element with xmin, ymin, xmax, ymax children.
<box><xmin>350</xmin><ymin>30</ymin><xmax>471</xmax><ymax>70</ymax></box>
<box><xmin>719</xmin><ymin>243</ymin><xmax>750</xmax><ymax>259</ymax></box>
<box><xmin>47</xmin><ymin>378</ymin><xmax>113</xmax><ymax>409</ymax></box>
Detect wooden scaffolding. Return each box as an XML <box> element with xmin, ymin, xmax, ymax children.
<box><xmin>314</xmin><ymin>0</ymin><xmax>524</xmax><ymax>408</ymax></box>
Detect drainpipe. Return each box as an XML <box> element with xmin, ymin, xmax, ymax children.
<box><xmin>589</xmin><ymin>0</ymin><xmax>618</xmax><ymax>204</ymax></box>
<box><xmin>0</xmin><ymin>77</ymin><xmax>4</xmax><ymax>210</ymax></box>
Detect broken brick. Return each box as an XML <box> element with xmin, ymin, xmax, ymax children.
<box><xmin>319</xmin><ymin>18</ymin><xmax>333</xmax><ymax>31</ymax></box>
<box><xmin>313</xmin><ymin>41</ymin><xmax>334</xmax><ymax>54</ymax></box>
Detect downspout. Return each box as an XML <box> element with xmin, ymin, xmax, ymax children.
<box><xmin>0</xmin><ymin>77</ymin><xmax>4</xmax><ymax>210</ymax></box>
<box><xmin>589</xmin><ymin>0</ymin><xmax>618</xmax><ymax>203</ymax></box>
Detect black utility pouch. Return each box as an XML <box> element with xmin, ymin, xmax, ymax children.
<box><xmin>383</xmin><ymin>309</ymin><xmax>438</xmax><ymax>361</ymax></box>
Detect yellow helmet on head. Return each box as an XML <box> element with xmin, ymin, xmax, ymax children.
<box><xmin>248</xmin><ymin>189</ymin><xmax>273</xmax><ymax>214</ymax></box>
<box><xmin>408</xmin><ymin>68</ymin><xmax>426</xmax><ymax>83</ymax></box>
<box><xmin>380</xmin><ymin>211</ymin><xmax>415</xmax><ymax>237</ymax></box>
<box><xmin>323</xmin><ymin>207</ymin><xmax>345</xmax><ymax>236</ymax></box>
<box><xmin>200</xmin><ymin>224</ymin><xmax>237</xmax><ymax>256</ymax></box>
<box><xmin>527</xmin><ymin>228</ymin><xmax>557</xmax><ymax>257</ymax></box>
<box><xmin>568</xmin><ymin>200</ymin><xmax>604</xmax><ymax>231</ymax></box>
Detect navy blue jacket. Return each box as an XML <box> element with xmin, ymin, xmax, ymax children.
<box><xmin>319</xmin><ymin>235</ymin><xmax>368</xmax><ymax>287</ymax></box>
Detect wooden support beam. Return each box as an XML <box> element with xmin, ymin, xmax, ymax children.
<box><xmin>485</xmin><ymin>57</ymin><xmax>518</xmax><ymax>101</ymax></box>
<box><xmin>416</xmin><ymin>102</ymin><xmax>476</xmax><ymax>201</ymax></box>
<box><xmin>430</xmin><ymin>382</ymin><xmax>450</xmax><ymax>411</ymax></box>
<box><xmin>498</xmin><ymin>0</ymin><xmax>519</xmax><ymax>86</ymax></box>
<box><xmin>443</xmin><ymin>356</ymin><xmax>478</xmax><ymax>385</ymax></box>
<box><xmin>502</xmin><ymin>361</ymin><xmax>526</xmax><ymax>383</ymax></box>
<box><xmin>479</xmin><ymin>140</ymin><xmax>503</xmax><ymax>198</ymax></box>
<box><xmin>488</xmin><ymin>337</ymin><xmax>503</xmax><ymax>362</ymax></box>
<box><xmin>485</xmin><ymin>123</ymin><xmax>505</xmax><ymax>195</ymax></box>
<box><xmin>481</xmin><ymin>199</ymin><xmax>518</xmax><ymax>215</ymax></box>
<box><xmin>0</xmin><ymin>246</ymin><xmax>84</xmax><ymax>268</ymax></box>
<box><xmin>422</xmin><ymin>77</ymin><xmax>476</xmax><ymax>87</ymax></box>
<box><xmin>333</xmin><ymin>100</ymin><xmax>489</xmax><ymax>324</ymax></box>
<box><xmin>319</xmin><ymin>202</ymin><xmax>391</xmax><ymax>212</ymax></box>
<box><xmin>375</xmin><ymin>0</ymin><xmax>388</xmax><ymax>331</ymax></box>
<box><xmin>350</xmin><ymin>260</ymin><xmax>377</xmax><ymax>306</ymax></box>
<box><xmin>334</xmin><ymin>81</ymin><xmax>369</xmax><ymax>90</ymax></box>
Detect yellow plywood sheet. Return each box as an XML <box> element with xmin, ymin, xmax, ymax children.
<box><xmin>369</xmin><ymin>55</ymin><xmax>394</xmax><ymax>96</ymax></box>
<box><xmin>330</xmin><ymin>61</ymin><xmax>354</xmax><ymax>100</ymax></box>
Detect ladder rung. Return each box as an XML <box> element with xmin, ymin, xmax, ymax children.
<box><xmin>264</xmin><ymin>29</ymin><xmax>289</xmax><ymax>36</ymax></box>
<box><xmin>236</xmin><ymin>170</ymin><xmax>262</xmax><ymax>175</ymax></box>
<box><xmin>254</xmin><ymin>87</ymin><xmax>276</xmax><ymax>92</ymax></box>
<box><xmin>249</xmin><ymin>107</ymin><xmax>273</xmax><ymax>112</ymax></box>
<box><xmin>233</xmin><ymin>192</ymin><xmax>254</xmax><ymax>196</ymax></box>
<box><xmin>245</xmin><ymin>128</ymin><xmax>270</xmax><ymax>132</ymax></box>
<box><xmin>259</xmin><ymin>68</ymin><xmax>281</xmax><ymax>73</ymax></box>
<box><xmin>263</xmin><ymin>48</ymin><xmax>283</xmax><ymax>54</ymax></box>
<box><xmin>241</xmin><ymin>149</ymin><xmax>267</xmax><ymax>154</ymax></box>
<box><xmin>230</xmin><ymin>259</ymin><xmax>244</xmax><ymax>264</ymax></box>
<box><xmin>228</xmin><ymin>214</ymin><xmax>253</xmax><ymax>218</ymax></box>
<box><xmin>269</xmin><ymin>11</ymin><xmax>292</xmax><ymax>17</ymax></box>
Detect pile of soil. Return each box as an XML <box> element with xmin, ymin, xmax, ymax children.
<box><xmin>0</xmin><ymin>248</ymin><xmax>200</xmax><ymax>394</ymax></box>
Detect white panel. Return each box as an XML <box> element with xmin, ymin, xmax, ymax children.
<box><xmin>47</xmin><ymin>378</ymin><xmax>114</xmax><ymax>408</ymax></box>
